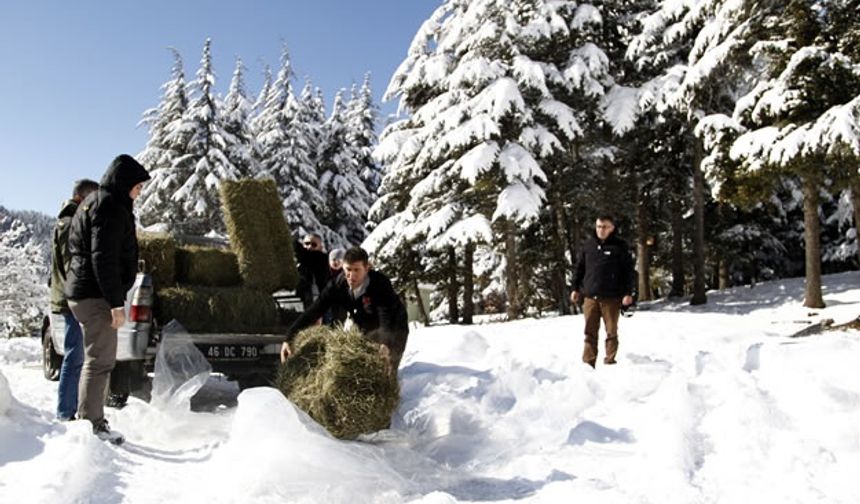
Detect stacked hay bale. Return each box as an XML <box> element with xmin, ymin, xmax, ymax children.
<box><xmin>219</xmin><ymin>179</ymin><xmax>298</xmax><ymax>293</ymax></box>
<box><xmin>175</xmin><ymin>245</ymin><xmax>241</xmax><ymax>287</ymax></box>
<box><xmin>277</xmin><ymin>325</ymin><xmax>400</xmax><ymax>440</ymax></box>
<box><xmin>153</xmin><ymin>286</ymin><xmax>280</xmax><ymax>333</ymax></box>
<box><xmin>140</xmin><ymin>179</ymin><xmax>299</xmax><ymax>333</ymax></box>
<box><xmin>137</xmin><ymin>232</ymin><xmax>177</xmax><ymax>289</ymax></box>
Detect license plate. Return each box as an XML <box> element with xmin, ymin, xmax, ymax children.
<box><xmin>200</xmin><ymin>344</ymin><xmax>262</xmax><ymax>361</ymax></box>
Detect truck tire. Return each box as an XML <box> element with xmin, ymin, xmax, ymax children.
<box><xmin>42</xmin><ymin>315</ymin><xmax>62</xmax><ymax>382</ymax></box>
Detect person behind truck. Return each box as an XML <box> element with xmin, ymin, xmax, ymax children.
<box><xmin>280</xmin><ymin>246</ymin><xmax>409</xmax><ymax>371</ymax></box>
<box><xmin>65</xmin><ymin>154</ymin><xmax>150</xmax><ymax>444</ymax></box>
<box><xmin>294</xmin><ymin>232</ymin><xmax>330</xmax><ymax>310</ymax></box>
<box><xmin>50</xmin><ymin>178</ymin><xmax>99</xmax><ymax>421</ymax></box>
<box><xmin>322</xmin><ymin>247</ymin><xmax>347</xmax><ymax>325</ymax></box>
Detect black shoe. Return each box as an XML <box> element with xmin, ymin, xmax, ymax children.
<box><xmin>92</xmin><ymin>419</ymin><xmax>125</xmax><ymax>445</ymax></box>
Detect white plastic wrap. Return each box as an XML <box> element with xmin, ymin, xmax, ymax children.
<box><xmin>150</xmin><ymin>320</ymin><xmax>212</xmax><ymax>411</ymax></box>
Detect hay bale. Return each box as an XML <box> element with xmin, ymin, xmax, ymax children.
<box><xmin>154</xmin><ymin>286</ymin><xmax>280</xmax><ymax>333</ymax></box>
<box><xmin>276</xmin><ymin>326</ymin><xmax>400</xmax><ymax>440</ymax></box>
<box><xmin>175</xmin><ymin>245</ymin><xmax>241</xmax><ymax>287</ymax></box>
<box><xmin>137</xmin><ymin>232</ymin><xmax>176</xmax><ymax>288</ymax></box>
<box><xmin>219</xmin><ymin>179</ymin><xmax>298</xmax><ymax>293</ymax></box>
<box><xmin>261</xmin><ymin>184</ymin><xmax>299</xmax><ymax>291</ymax></box>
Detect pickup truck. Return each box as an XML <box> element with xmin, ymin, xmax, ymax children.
<box><xmin>41</xmin><ymin>269</ymin><xmax>302</xmax><ymax>402</ymax></box>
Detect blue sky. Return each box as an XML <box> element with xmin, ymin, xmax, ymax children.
<box><xmin>0</xmin><ymin>1</ymin><xmax>437</xmax><ymax>216</ymax></box>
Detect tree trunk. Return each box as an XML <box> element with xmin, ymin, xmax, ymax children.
<box><xmin>690</xmin><ymin>137</ymin><xmax>708</xmax><ymax>305</ymax></box>
<box><xmin>413</xmin><ymin>278</ymin><xmax>429</xmax><ymax>326</ymax></box>
<box><xmin>670</xmin><ymin>195</ymin><xmax>685</xmax><ymax>297</ymax></box>
<box><xmin>551</xmin><ymin>197</ymin><xmax>571</xmax><ymax>315</ymax></box>
<box><xmin>718</xmin><ymin>259</ymin><xmax>729</xmax><ymax>289</ymax></box>
<box><xmin>801</xmin><ymin>173</ymin><xmax>825</xmax><ymax>308</ymax></box>
<box><xmin>852</xmin><ymin>178</ymin><xmax>860</xmax><ymax>267</ymax></box>
<box><xmin>462</xmin><ymin>242</ymin><xmax>475</xmax><ymax>325</ymax></box>
<box><xmin>447</xmin><ymin>246</ymin><xmax>460</xmax><ymax>323</ymax></box>
<box><xmin>505</xmin><ymin>223</ymin><xmax>523</xmax><ymax>319</ymax></box>
<box><xmin>567</xmin><ymin>212</ymin><xmax>583</xmax><ymax>315</ymax></box>
<box><xmin>636</xmin><ymin>198</ymin><xmax>653</xmax><ymax>301</ymax></box>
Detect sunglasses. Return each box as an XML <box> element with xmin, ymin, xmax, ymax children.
<box><xmin>303</xmin><ymin>241</ymin><xmax>319</xmax><ymax>248</ymax></box>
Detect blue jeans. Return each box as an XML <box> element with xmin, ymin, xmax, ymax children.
<box><xmin>57</xmin><ymin>312</ymin><xmax>84</xmax><ymax>420</ymax></box>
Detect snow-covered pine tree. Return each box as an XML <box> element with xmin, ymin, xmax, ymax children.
<box><xmin>371</xmin><ymin>0</ymin><xmax>611</xmax><ymax>319</ymax></box>
<box><xmin>280</xmin><ymin>89</ymin><xmax>327</xmax><ymax>239</ymax></box>
<box><xmin>250</xmin><ymin>65</ymin><xmax>273</xmax><ymax>137</ymax></box>
<box><xmin>168</xmin><ymin>39</ymin><xmax>244</xmax><ymax>235</ymax></box>
<box><xmin>255</xmin><ymin>47</ymin><xmax>330</xmax><ymax>242</ymax></box>
<box><xmin>694</xmin><ymin>0</ymin><xmax>860</xmax><ymax>307</ymax></box>
<box><xmin>300</xmin><ymin>79</ymin><xmax>326</xmax><ymax>174</ymax></box>
<box><xmin>0</xmin><ymin>207</ymin><xmax>51</xmax><ymax>338</ymax></box>
<box><xmin>221</xmin><ymin>57</ymin><xmax>261</xmax><ymax>179</ymax></box>
<box><xmin>319</xmin><ymin>90</ymin><xmax>371</xmax><ymax>248</ymax></box>
<box><xmin>136</xmin><ymin>49</ymin><xmax>189</xmax><ymax>229</ymax></box>
<box><xmin>600</xmin><ymin>0</ymin><xmax>696</xmax><ymax>301</ymax></box>
<box><xmin>346</xmin><ymin>74</ymin><xmax>382</xmax><ymax>205</ymax></box>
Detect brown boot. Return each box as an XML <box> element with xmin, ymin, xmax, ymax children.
<box><xmin>583</xmin><ymin>339</ymin><xmax>598</xmax><ymax>368</ymax></box>
<box><xmin>604</xmin><ymin>336</ymin><xmax>618</xmax><ymax>365</ymax></box>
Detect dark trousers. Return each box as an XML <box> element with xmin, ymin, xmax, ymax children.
<box><xmin>582</xmin><ymin>297</ymin><xmax>622</xmax><ymax>367</ymax></box>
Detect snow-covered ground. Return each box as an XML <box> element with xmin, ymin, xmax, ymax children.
<box><xmin>1</xmin><ymin>272</ymin><xmax>859</xmax><ymax>504</ymax></box>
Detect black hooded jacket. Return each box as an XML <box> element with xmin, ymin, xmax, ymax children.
<box><xmin>572</xmin><ymin>230</ymin><xmax>635</xmax><ymax>299</ymax></box>
<box><xmin>294</xmin><ymin>239</ymin><xmax>330</xmax><ymax>306</ymax></box>
<box><xmin>64</xmin><ymin>155</ymin><xmax>151</xmax><ymax>308</ymax></box>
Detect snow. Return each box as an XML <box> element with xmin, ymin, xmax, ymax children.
<box><xmin>470</xmin><ymin>78</ymin><xmax>527</xmax><ymax>122</ymax></box>
<box><xmin>602</xmin><ymin>85</ymin><xmax>640</xmax><ymax>136</ymax></box>
<box><xmin>455</xmin><ymin>142</ymin><xmax>499</xmax><ymax>184</ymax></box>
<box><xmin>4</xmin><ymin>280</ymin><xmax>860</xmax><ymax>499</ymax></box>
<box><xmin>0</xmin><ymin>370</ymin><xmax>10</xmax><ymax>416</ymax></box>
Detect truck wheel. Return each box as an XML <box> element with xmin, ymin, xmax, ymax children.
<box><xmin>42</xmin><ymin>316</ymin><xmax>62</xmax><ymax>381</ymax></box>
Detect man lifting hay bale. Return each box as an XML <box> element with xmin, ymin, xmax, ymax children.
<box><xmin>280</xmin><ymin>246</ymin><xmax>409</xmax><ymax>371</ymax></box>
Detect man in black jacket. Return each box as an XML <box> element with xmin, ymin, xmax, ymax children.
<box><xmin>280</xmin><ymin>246</ymin><xmax>409</xmax><ymax>371</ymax></box>
<box><xmin>571</xmin><ymin>215</ymin><xmax>635</xmax><ymax>367</ymax></box>
<box><xmin>65</xmin><ymin>154</ymin><xmax>150</xmax><ymax>443</ymax></box>
<box><xmin>294</xmin><ymin>233</ymin><xmax>330</xmax><ymax>310</ymax></box>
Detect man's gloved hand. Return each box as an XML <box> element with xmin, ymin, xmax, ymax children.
<box><xmin>570</xmin><ymin>290</ymin><xmax>583</xmax><ymax>305</ymax></box>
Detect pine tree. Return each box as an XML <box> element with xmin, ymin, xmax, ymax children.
<box><xmin>370</xmin><ymin>0</ymin><xmax>612</xmax><ymax>320</ymax></box>
<box><xmin>693</xmin><ymin>0</ymin><xmax>860</xmax><ymax>307</ymax></box>
<box><xmin>300</xmin><ymin>79</ymin><xmax>326</xmax><ymax>173</ymax></box>
<box><xmin>319</xmin><ymin>90</ymin><xmax>371</xmax><ymax>247</ymax></box>
<box><xmin>250</xmin><ymin>65</ymin><xmax>273</xmax><ymax>137</ymax></box>
<box><xmin>221</xmin><ymin>57</ymin><xmax>261</xmax><ymax>179</ymax></box>
<box><xmin>255</xmin><ymin>47</ymin><xmax>331</xmax><ymax>242</ymax></box>
<box><xmin>136</xmin><ymin>49</ymin><xmax>189</xmax><ymax>229</ymax></box>
<box><xmin>346</xmin><ymin>74</ymin><xmax>382</xmax><ymax>204</ymax></box>
<box><xmin>169</xmin><ymin>39</ymin><xmax>244</xmax><ymax>235</ymax></box>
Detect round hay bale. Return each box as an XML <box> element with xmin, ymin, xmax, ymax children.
<box><xmin>276</xmin><ymin>326</ymin><xmax>400</xmax><ymax>440</ymax></box>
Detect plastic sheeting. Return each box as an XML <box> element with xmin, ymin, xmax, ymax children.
<box><xmin>150</xmin><ymin>320</ymin><xmax>211</xmax><ymax>412</ymax></box>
